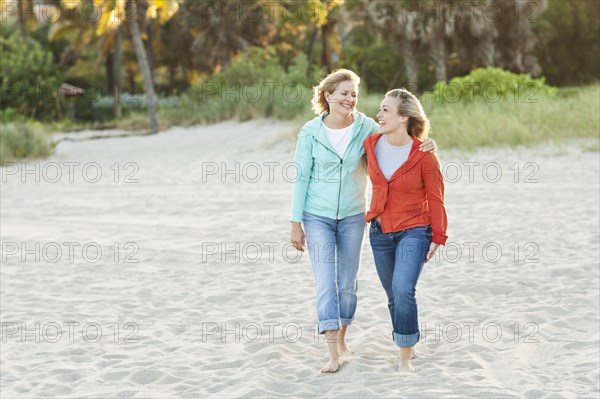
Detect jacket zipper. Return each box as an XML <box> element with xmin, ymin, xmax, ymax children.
<box><xmin>313</xmin><ymin>140</ymin><xmax>343</xmax><ymax>220</ymax></box>
<box><xmin>370</xmin><ymin>137</ymin><xmax>427</xmax><ymax>232</ymax></box>
<box><xmin>314</xmin><ymin>120</ymin><xmax>361</xmax><ymax>220</ymax></box>
<box><xmin>336</xmin><ymin>158</ymin><xmax>343</xmax><ymax>219</ymax></box>
<box><xmin>384</xmin><ymin>179</ymin><xmax>390</xmax><ymax>231</ymax></box>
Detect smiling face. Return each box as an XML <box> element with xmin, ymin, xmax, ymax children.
<box><xmin>325</xmin><ymin>80</ymin><xmax>358</xmax><ymax>117</ymax></box>
<box><xmin>376</xmin><ymin>96</ymin><xmax>408</xmax><ymax>134</ymax></box>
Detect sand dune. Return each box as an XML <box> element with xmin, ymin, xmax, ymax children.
<box><xmin>1</xmin><ymin>120</ymin><xmax>598</xmax><ymax>398</ymax></box>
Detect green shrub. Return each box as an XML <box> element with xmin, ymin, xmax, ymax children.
<box><xmin>0</xmin><ymin>33</ymin><xmax>64</xmax><ymax>120</ymax></box>
<box><xmin>0</xmin><ymin>122</ymin><xmax>54</xmax><ymax>163</ymax></box>
<box><xmin>285</xmin><ymin>52</ymin><xmax>326</xmax><ymax>89</ymax></box>
<box><xmin>428</xmin><ymin>67</ymin><xmax>557</xmax><ymax>105</ymax></box>
<box><xmin>181</xmin><ymin>47</ymin><xmax>319</xmax><ymax>123</ymax></box>
<box><xmin>85</xmin><ymin>95</ymin><xmax>181</xmax><ymax>122</ymax></box>
<box><xmin>0</xmin><ymin>108</ymin><xmax>27</xmax><ymax>123</ymax></box>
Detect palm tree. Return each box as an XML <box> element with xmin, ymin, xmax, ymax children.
<box><xmin>366</xmin><ymin>1</ymin><xmax>424</xmax><ymax>90</ymax></box>
<box><xmin>127</xmin><ymin>0</ymin><xmax>158</xmax><ymax>133</ymax></box>
<box><xmin>0</xmin><ymin>0</ymin><xmax>35</xmax><ymax>39</ymax></box>
<box><xmin>423</xmin><ymin>0</ymin><xmax>455</xmax><ymax>83</ymax></box>
<box><xmin>57</xmin><ymin>0</ymin><xmax>180</xmax><ymax>134</ymax></box>
<box><xmin>357</xmin><ymin>0</ymin><xmax>550</xmax><ymax>88</ymax></box>
<box><xmin>17</xmin><ymin>0</ymin><xmax>33</xmax><ymax>38</ymax></box>
<box><xmin>177</xmin><ymin>0</ymin><xmax>276</xmax><ymax>73</ymax></box>
<box><xmin>452</xmin><ymin>0</ymin><xmax>498</xmax><ymax>71</ymax></box>
<box><xmin>319</xmin><ymin>0</ymin><xmax>344</xmax><ymax>72</ymax></box>
<box><xmin>493</xmin><ymin>0</ymin><xmax>548</xmax><ymax>76</ymax></box>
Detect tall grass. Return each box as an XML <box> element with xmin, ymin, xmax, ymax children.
<box><xmin>354</xmin><ymin>85</ymin><xmax>599</xmax><ymax>150</ymax></box>
<box><xmin>102</xmin><ymin>84</ymin><xmax>600</xmax><ymax>150</ymax></box>
<box><xmin>0</xmin><ymin>122</ymin><xmax>54</xmax><ymax>163</ymax></box>
<box><xmin>1</xmin><ymin>85</ymin><xmax>596</xmax><ymax>163</ymax></box>
<box><xmin>158</xmin><ymin>86</ymin><xmax>316</xmax><ymax>127</ymax></box>
<box><xmin>427</xmin><ymin>85</ymin><xmax>598</xmax><ymax>149</ymax></box>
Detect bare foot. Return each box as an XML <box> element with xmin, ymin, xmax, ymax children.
<box><xmin>338</xmin><ymin>341</ymin><xmax>351</xmax><ymax>356</ymax></box>
<box><xmin>398</xmin><ymin>347</ymin><xmax>416</xmax><ymax>373</ymax></box>
<box><xmin>337</xmin><ymin>326</ymin><xmax>352</xmax><ymax>356</ymax></box>
<box><xmin>321</xmin><ymin>357</ymin><xmax>341</xmax><ymax>373</ymax></box>
<box><xmin>398</xmin><ymin>358</ymin><xmax>415</xmax><ymax>373</ymax></box>
<box><xmin>338</xmin><ymin>331</ymin><xmax>351</xmax><ymax>356</ymax></box>
<box><xmin>322</xmin><ymin>330</ymin><xmax>341</xmax><ymax>373</ymax></box>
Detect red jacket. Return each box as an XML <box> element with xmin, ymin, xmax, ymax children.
<box><xmin>364</xmin><ymin>134</ymin><xmax>448</xmax><ymax>245</ymax></box>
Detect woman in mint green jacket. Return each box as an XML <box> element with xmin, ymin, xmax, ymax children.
<box><xmin>289</xmin><ymin>69</ymin><xmax>436</xmax><ymax>373</ymax></box>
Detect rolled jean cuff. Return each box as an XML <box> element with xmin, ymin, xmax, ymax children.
<box><xmin>393</xmin><ymin>331</ymin><xmax>420</xmax><ymax>348</ymax></box>
<box><xmin>340</xmin><ymin>318</ymin><xmax>353</xmax><ymax>327</ymax></box>
<box><xmin>318</xmin><ymin>319</ymin><xmax>341</xmax><ymax>334</ymax></box>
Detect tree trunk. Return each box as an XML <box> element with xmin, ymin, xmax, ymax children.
<box><xmin>184</xmin><ymin>33</ymin><xmax>195</xmax><ymax>88</ymax></box>
<box><xmin>114</xmin><ymin>27</ymin><xmax>122</xmax><ymax>119</ymax></box>
<box><xmin>128</xmin><ymin>0</ymin><xmax>158</xmax><ymax>134</ymax></box>
<box><xmin>168</xmin><ymin>66</ymin><xmax>176</xmax><ymax>95</ymax></box>
<box><xmin>145</xmin><ymin>23</ymin><xmax>155</xmax><ymax>80</ymax></box>
<box><xmin>430</xmin><ymin>41</ymin><xmax>447</xmax><ymax>83</ymax></box>
<box><xmin>17</xmin><ymin>0</ymin><xmax>27</xmax><ymax>38</ymax></box>
<box><xmin>476</xmin><ymin>36</ymin><xmax>496</xmax><ymax>67</ymax></box>
<box><xmin>306</xmin><ymin>27</ymin><xmax>318</xmax><ymax>77</ymax></box>
<box><xmin>321</xmin><ymin>24</ymin><xmax>333</xmax><ymax>72</ymax></box>
<box><xmin>427</xmin><ymin>17</ymin><xmax>448</xmax><ymax>83</ymax></box>
<box><xmin>107</xmin><ymin>50</ymin><xmax>115</xmax><ymax>93</ymax></box>
<box><xmin>387</xmin><ymin>70</ymin><xmax>402</xmax><ymax>92</ymax></box>
<box><xmin>401</xmin><ymin>42</ymin><xmax>419</xmax><ymax>92</ymax></box>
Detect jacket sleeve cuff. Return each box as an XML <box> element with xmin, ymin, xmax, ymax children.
<box><xmin>365</xmin><ymin>212</ymin><xmax>377</xmax><ymax>223</ymax></box>
<box><xmin>290</xmin><ymin>211</ymin><xmax>303</xmax><ymax>223</ymax></box>
<box><xmin>432</xmin><ymin>232</ymin><xmax>448</xmax><ymax>245</ymax></box>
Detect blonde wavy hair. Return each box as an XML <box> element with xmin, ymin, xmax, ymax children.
<box><xmin>385</xmin><ymin>88</ymin><xmax>431</xmax><ymax>140</ymax></box>
<box><xmin>311</xmin><ymin>69</ymin><xmax>361</xmax><ymax>115</ymax></box>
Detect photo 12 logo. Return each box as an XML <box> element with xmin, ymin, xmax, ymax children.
<box><xmin>1</xmin><ymin>321</ymin><xmax>139</xmax><ymax>344</ymax></box>
<box><xmin>198</xmin><ymin>240</ymin><xmax>540</xmax><ymax>266</ymax></box>
<box><xmin>196</xmin><ymin>320</ymin><xmax>540</xmax><ymax>345</ymax></box>
<box><xmin>1</xmin><ymin>241</ymin><xmax>140</xmax><ymax>264</ymax></box>
<box><xmin>1</xmin><ymin>162</ymin><xmax>140</xmax><ymax>184</ymax></box>
<box><xmin>440</xmin><ymin>161</ymin><xmax>540</xmax><ymax>184</ymax></box>
<box><xmin>0</xmin><ymin>1</ymin><xmax>142</xmax><ymax>24</ymax></box>
<box><xmin>201</xmin><ymin>241</ymin><xmax>301</xmax><ymax>264</ymax></box>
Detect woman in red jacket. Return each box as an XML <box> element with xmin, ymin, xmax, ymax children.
<box><xmin>364</xmin><ymin>89</ymin><xmax>448</xmax><ymax>373</ymax></box>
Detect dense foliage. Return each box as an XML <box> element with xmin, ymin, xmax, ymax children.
<box><xmin>429</xmin><ymin>67</ymin><xmax>557</xmax><ymax>104</ymax></box>
<box><xmin>0</xmin><ymin>0</ymin><xmax>597</xmax><ymax>136</ymax></box>
<box><xmin>0</xmin><ymin>33</ymin><xmax>64</xmax><ymax>120</ymax></box>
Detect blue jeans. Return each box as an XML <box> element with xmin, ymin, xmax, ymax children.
<box><xmin>303</xmin><ymin>211</ymin><xmax>366</xmax><ymax>334</ymax></box>
<box><xmin>369</xmin><ymin>220</ymin><xmax>432</xmax><ymax>347</ymax></box>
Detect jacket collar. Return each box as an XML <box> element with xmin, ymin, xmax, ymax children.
<box><xmin>311</xmin><ymin>111</ymin><xmax>365</xmax><ymax>157</ymax></box>
<box><xmin>365</xmin><ymin>134</ymin><xmax>427</xmax><ymax>182</ymax></box>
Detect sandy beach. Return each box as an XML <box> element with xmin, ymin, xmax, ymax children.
<box><xmin>1</xmin><ymin>120</ymin><xmax>599</xmax><ymax>398</ymax></box>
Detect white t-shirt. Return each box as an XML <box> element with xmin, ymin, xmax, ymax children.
<box><xmin>324</xmin><ymin>123</ymin><xmax>354</xmax><ymax>158</ymax></box>
<box><xmin>375</xmin><ymin>135</ymin><xmax>413</xmax><ymax>181</ymax></box>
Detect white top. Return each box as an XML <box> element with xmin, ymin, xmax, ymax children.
<box><xmin>324</xmin><ymin>123</ymin><xmax>354</xmax><ymax>158</ymax></box>
<box><xmin>374</xmin><ymin>135</ymin><xmax>413</xmax><ymax>181</ymax></box>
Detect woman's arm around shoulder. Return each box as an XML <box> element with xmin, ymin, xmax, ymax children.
<box><xmin>419</xmin><ymin>137</ymin><xmax>437</xmax><ymax>153</ymax></box>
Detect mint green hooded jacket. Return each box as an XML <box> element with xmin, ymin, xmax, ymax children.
<box><xmin>290</xmin><ymin>111</ymin><xmax>380</xmax><ymax>223</ymax></box>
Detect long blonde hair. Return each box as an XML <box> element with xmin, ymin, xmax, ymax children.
<box><xmin>385</xmin><ymin>88</ymin><xmax>430</xmax><ymax>140</ymax></box>
<box><xmin>311</xmin><ymin>69</ymin><xmax>361</xmax><ymax>115</ymax></box>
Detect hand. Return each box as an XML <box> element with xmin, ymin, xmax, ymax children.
<box><xmin>419</xmin><ymin>138</ymin><xmax>437</xmax><ymax>153</ymax></box>
<box><xmin>425</xmin><ymin>242</ymin><xmax>439</xmax><ymax>262</ymax></box>
<box><xmin>290</xmin><ymin>222</ymin><xmax>305</xmax><ymax>252</ymax></box>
